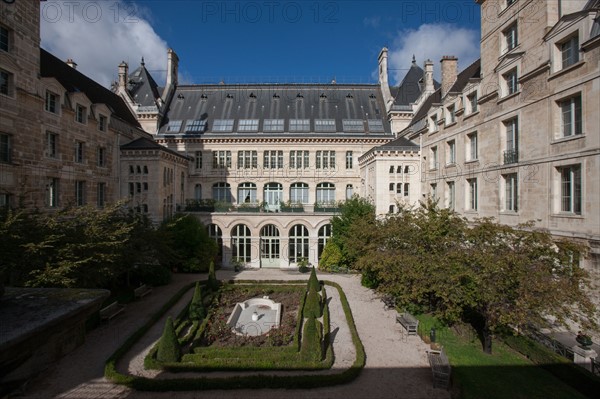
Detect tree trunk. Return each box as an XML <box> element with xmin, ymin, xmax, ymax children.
<box><xmin>483</xmin><ymin>319</ymin><xmax>493</xmax><ymax>354</ymax></box>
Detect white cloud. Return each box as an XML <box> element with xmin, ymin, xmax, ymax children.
<box><xmin>388</xmin><ymin>23</ymin><xmax>480</xmax><ymax>84</ymax></box>
<box><xmin>40</xmin><ymin>1</ymin><xmax>169</xmax><ymax>88</ymax></box>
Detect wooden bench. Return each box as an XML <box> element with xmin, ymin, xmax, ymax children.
<box><xmin>99</xmin><ymin>301</ymin><xmax>125</xmax><ymax>321</ymax></box>
<box><xmin>396</xmin><ymin>311</ymin><xmax>419</xmax><ymax>336</ymax></box>
<box><xmin>426</xmin><ymin>349</ymin><xmax>451</xmax><ymax>389</ymax></box>
<box><xmin>134</xmin><ymin>284</ymin><xmax>153</xmax><ymax>299</ymax></box>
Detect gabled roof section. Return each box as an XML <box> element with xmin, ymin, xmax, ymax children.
<box><xmin>40</xmin><ymin>49</ymin><xmax>140</xmax><ymax>127</ymax></box>
<box><xmin>127</xmin><ymin>59</ymin><xmax>161</xmax><ymax>107</ymax></box>
<box><xmin>390</xmin><ymin>60</ymin><xmax>440</xmax><ymax>106</ymax></box>
<box><xmin>379</xmin><ymin>135</ymin><xmax>419</xmax><ymax>149</ymax></box>
<box><xmin>411</xmin><ymin>88</ymin><xmax>441</xmax><ymax>124</ymax></box>
<box><xmin>448</xmin><ymin>59</ymin><xmax>481</xmax><ymax>94</ymax></box>
<box><xmin>120</xmin><ymin>137</ymin><xmax>189</xmax><ymax>159</ymax></box>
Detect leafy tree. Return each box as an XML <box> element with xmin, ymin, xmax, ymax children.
<box><xmin>161</xmin><ymin>215</ymin><xmax>217</xmax><ymax>272</ymax></box>
<box><xmin>189</xmin><ymin>282</ymin><xmax>207</xmax><ymax>320</ymax></box>
<box><xmin>157</xmin><ymin>316</ymin><xmax>181</xmax><ymax>362</ymax></box>
<box><xmin>318</xmin><ymin>240</ymin><xmax>343</xmax><ymax>272</ymax></box>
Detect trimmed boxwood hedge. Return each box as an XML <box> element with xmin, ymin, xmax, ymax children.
<box><xmin>105</xmin><ymin>280</ymin><xmax>365</xmax><ymax>391</ymax></box>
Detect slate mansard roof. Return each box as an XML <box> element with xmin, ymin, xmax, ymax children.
<box><xmin>40</xmin><ymin>49</ymin><xmax>140</xmax><ymax>127</ymax></box>
<box><xmin>126</xmin><ymin>60</ymin><xmax>162</xmax><ymax>108</ymax></box>
<box><xmin>157</xmin><ymin>84</ymin><xmax>393</xmax><ymax>137</ymax></box>
<box><xmin>390</xmin><ymin>60</ymin><xmax>440</xmax><ymax>109</ymax></box>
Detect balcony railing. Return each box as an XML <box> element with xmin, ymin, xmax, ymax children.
<box><xmin>503</xmin><ymin>149</ymin><xmax>519</xmax><ymax>165</ymax></box>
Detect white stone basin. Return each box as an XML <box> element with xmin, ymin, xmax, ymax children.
<box><xmin>226</xmin><ymin>297</ymin><xmax>282</xmax><ymax>336</ymax></box>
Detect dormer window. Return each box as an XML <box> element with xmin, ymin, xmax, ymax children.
<box><xmin>75</xmin><ymin>104</ymin><xmax>87</xmax><ymax>124</ymax></box>
<box><xmin>166</xmin><ymin>120</ymin><xmax>182</xmax><ymax>132</ymax></box>
<box><xmin>446</xmin><ymin>105</ymin><xmax>456</xmax><ymax>124</ymax></box>
<box><xmin>45</xmin><ymin>91</ymin><xmax>59</xmax><ymax>114</ymax></box>
<box><xmin>503</xmin><ymin>68</ymin><xmax>518</xmax><ymax>96</ymax></box>
<box><xmin>98</xmin><ymin>115</ymin><xmax>107</xmax><ymax>131</ymax></box>
<box><xmin>561</xmin><ymin>35</ymin><xmax>579</xmax><ymax>69</ymax></box>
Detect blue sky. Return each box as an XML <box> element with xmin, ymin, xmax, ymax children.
<box><xmin>41</xmin><ymin>1</ymin><xmax>481</xmax><ymax>87</ymax></box>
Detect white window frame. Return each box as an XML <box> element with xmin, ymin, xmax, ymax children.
<box><xmin>503</xmin><ymin>173</ymin><xmax>518</xmax><ymax>212</ymax></box>
<box><xmin>559</xmin><ymin>94</ymin><xmax>582</xmax><ymax>138</ymax></box>
<box><xmin>467</xmin><ymin>132</ymin><xmax>478</xmax><ymax>161</ymax></box>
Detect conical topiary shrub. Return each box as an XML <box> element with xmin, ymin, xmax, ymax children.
<box><xmin>157</xmin><ymin>316</ymin><xmax>181</xmax><ymax>362</ymax></box>
<box><xmin>307</xmin><ymin>266</ymin><xmax>320</xmax><ymax>292</ymax></box>
<box><xmin>304</xmin><ymin>287</ymin><xmax>322</xmax><ymax>319</ymax></box>
<box><xmin>208</xmin><ymin>260</ymin><xmax>219</xmax><ymax>290</ymax></box>
<box><xmin>301</xmin><ymin>314</ymin><xmax>322</xmax><ymax>362</ymax></box>
<box><xmin>189</xmin><ymin>282</ymin><xmax>206</xmax><ymax>320</ymax></box>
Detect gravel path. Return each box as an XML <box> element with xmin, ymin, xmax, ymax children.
<box><xmin>21</xmin><ymin>270</ymin><xmax>450</xmax><ymax>399</ymax></box>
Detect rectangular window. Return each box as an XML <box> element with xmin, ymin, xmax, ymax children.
<box><xmin>97</xmin><ymin>183</ymin><xmax>106</xmax><ymax>208</ymax></box>
<box><xmin>430</xmin><ymin>183</ymin><xmax>437</xmax><ymax>200</ymax></box>
<box><xmin>560</xmin><ymin>165</ymin><xmax>581</xmax><ymax>214</ymax></box>
<box><xmin>0</xmin><ymin>133</ymin><xmax>11</xmax><ymax>164</ymax></box>
<box><xmin>468</xmin><ymin>178</ymin><xmax>478</xmax><ymax>210</ymax></box>
<box><xmin>561</xmin><ymin>35</ymin><xmax>579</xmax><ymax>69</ymax></box>
<box><xmin>238</xmin><ymin>119</ymin><xmax>259</xmax><ymax>132</ymax></box>
<box><xmin>560</xmin><ymin>95</ymin><xmax>582</xmax><ymax>137</ymax></box>
<box><xmin>316</xmin><ymin>150</ymin><xmax>336</xmax><ymax>169</ymax></box>
<box><xmin>263</xmin><ymin>150</ymin><xmax>283</xmax><ymax>169</ymax></box>
<box><xmin>447</xmin><ymin>105</ymin><xmax>456</xmax><ymax>124</ymax></box>
<box><xmin>212</xmin><ymin>150</ymin><xmax>231</xmax><ymax>168</ymax></box>
<box><xmin>290</xmin><ymin>150</ymin><xmax>309</xmax><ymax>169</ymax></box>
<box><xmin>0</xmin><ymin>69</ymin><xmax>12</xmax><ymax>96</ymax></box>
<box><xmin>396</xmin><ymin>183</ymin><xmax>402</xmax><ymax>194</ymax></box>
<box><xmin>98</xmin><ymin>115</ymin><xmax>107</xmax><ymax>131</ymax></box>
<box><xmin>263</xmin><ymin>119</ymin><xmax>284</xmax><ymax>132</ymax></box>
<box><xmin>212</xmin><ymin>119</ymin><xmax>234</xmax><ymax>132</ymax></box>
<box><xmin>447</xmin><ymin>181</ymin><xmax>455</xmax><ymax>210</ymax></box>
<box><xmin>47</xmin><ymin>132</ymin><xmax>58</xmax><ymax>158</ymax></box>
<box><xmin>75</xmin><ymin>104</ymin><xmax>87</xmax><ymax>124</ymax></box>
<box><xmin>97</xmin><ymin>147</ymin><xmax>106</xmax><ymax>167</ymax></box>
<box><xmin>346</xmin><ymin>151</ymin><xmax>353</xmax><ymax>169</ymax></box>
<box><xmin>468</xmin><ymin>132</ymin><xmax>478</xmax><ymax>161</ymax></box>
<box><xmin>128</xmin><ymin>182</ymin><xmax>134</xmax><ymax>197</ymax></box>
<box><xmin>504</xmin><ymin>173</ymin><xmax>518</xmax><ymax>211</ymax></box>
<box><xmin>404</xmin><ymin>183</ymin><xmax>410</xmax><ymax>197</ymax></box>
<box><xmin>166</xmin><ymin>120</ymin><xmax>183</xmax><ymax>133</ymax></box>
<box><xmin>195</xmin><ymin>151</ymin><xmax>202</xmax><ymax>169</ymax></box>
<box><xmin>45</xmin><ymin>91</ymin><xmax>59</xmax><ymax>114</ymax></box>
<box><xmin>504</xmin><ymin>68</ymin><xmax>518</xmax><ymax>96</ymax></box>
<box><xmin>430</xmin><ymin>146</ymin><xmax>438</xmax><ymax>169</ymax></box>
<box><xmin>289</xmin><ymin>119</ymin><xmax>310</xmax><ymax>132</ymax></box>
<box><xmin>47</xmin><ymin>178</ymin><xmax>59</xmax><ymax>207</ymax></box>
<box><xmin>315</xmin><ymin>119</ymin><xmax>336</xmax><ymax>132</ymax></box>
<box><xmin>504</xmin><ymin>118</ymin><xmax>519</xmax><ymax>164</ymax></box>
<box><xmin>0</xmin><ymin>26</ymin><xmax>8</xmax><ymax>52</ymax></box>
<box><xmin>75</xmin><ymin>142</ymin><xmax>84</xmax><ymax>163</ymax></box>
<box><xmin>75</xmin><ymin>181</ymin><xmax>86</xmax><ymax>206</ymax></box>
<box><xmin>185</xmin><ymin>119</ymin><xmax>207</xmax><ymax>133</ymax></box>
<box><xmin>447</xmin><ymin>140</ymin><xmax>456</xmax><ymax>165</ymax></box>
<box><xmin>468</xmin><ymin>92</ymin><xmax>478</xmax><ymax>113</ymax></box>
<box><xmin>0</xmin><ymin>193</ymin><xmax>9</xmax><ymax>208</ymax></box>
<box><xmin>342</xmin><ymin>119</ymin><xmax>364</xmax><ymax>132</ymax></box>
<box><xmin>504</xmin><ymin>23</ymin><xmax>518</xmax><ymax>52</ymax></box>
<box><xmin>367</xmin><ymin>119</ymin><xmax>385</xmax><ymax>132</ymax></box>
<box><xmin>237</xmin><ymin>150</ymin><xmax>258</xmax><ymax>169</ymax></box>
<box><xmin>430</xmin><ymin>114</ymin><xmax>438</xmax><ymax>132</ymax></box>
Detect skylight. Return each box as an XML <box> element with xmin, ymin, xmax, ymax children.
<box><xmin>213</xmin><ymin>119</ymin><xmax>234</xmax><ymax>132</ymax></box>
<box><xmin>315</xmin><ymin>119</ymin><xmax>336</xmax><ymax>132</ymax></box>
<box><xmin>289</xmin><ymin>119</ymin><xmax>310</xmax><ymax>132</ymax></box>
<box><xmin>342</xmin><ymin>119</ymin><xmax>364</xmax><ymax>132</ymax></box>
<box><xmin>367</xmin><ymin>119</ymin><xmax>384</xmax><ymax>132</ymax></box>
<box><xmin>264</xmin><ymin>119</ymin><xmax>284</xmax><ymax>132</ymax></box>
<box><xmin>238</xmin><ymin>119</ymin><xmax>259</xmax><ymax>132</ymax></box>
<box><xmin>166</xmin><ymin>120</ymin><xmax>182</xmax><ymax>133</ymax></box>
<box><xmin>185</xmin><ymin>119</ymin><xmax>207</xmax><ymax>133</ymax></box>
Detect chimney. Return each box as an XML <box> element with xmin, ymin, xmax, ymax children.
<box><xmin>440</xmin><ymin>56</ymin><xmax>458</xmax><ymax>98</ymax></box>
<box><xmin>118</xmin><ymin>61</ymin><xmax>128</xmax><ymax>90</ymax></box>
<box><xmin>424</xmin><ymin>59</ymin><xmax>434</xmax><ymax>94</ymax></box>
<box><xmin>165</xmin><ymin>48</ymin><xmax>179</xmax><ymax>88</ymax></box>
<box><xmin>66</xmin><ymin>58</ymin><xmax>78</xmax><ymax>69</ymax></box>
<box><xmin>378</xmin><ymin>47</ymin><xmax>393</xmax><ymax>110</ymax></box>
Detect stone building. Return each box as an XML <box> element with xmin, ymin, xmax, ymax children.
<box><xmin>400</xmin><ymin>0</ymin><xmax>600</xmax><ymax>304</ymax></box>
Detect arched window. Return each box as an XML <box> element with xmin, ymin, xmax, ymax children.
<box><xmin>264</xmin><ymin>182</ymin><xmax>282</xmax><ymax>211</ymax></box>
<box><xmin>231</xmin><ymin>224</ymin><xmax>251</xmax><ymax>262</ymax></box>
<box><xmin>316</xmin><ymin>182</ymin><xmax>335</xmax><ymax>204</ymax></box>
<box><xmin>194</xmin><ymin>184</ymin><xmax>202</xmax><ymax>200</ymax></box>
<box><xmin>260</xmin><ymin>224</ymin><xmax>280</xmax><ymax>260</ymax></box>
<box><xmin>318</xmin><ymin>224</ymin><xmax>332</xmax><ymax>258</ymax></box>
<box><xmin>346</xmin><ymin>184</ymin><xmax>353</xmax><ymax>199</ymax></box>
<box><xmin>289</xmin><ymin>224</ymin><xmax>309</xmax><ymax>262</ymax></box>
<box><xmin>238</xmin><ymin>182</ymin><xmax>257</xmax><ymax>204</ymax></box>
<box><xmin>290</xmin><ymin>182</ymin><xmax>309</xmax><ymax>204</ymax></box>
<box><xmin>212</xmin><ymin>182</ymin><xmax>232</xmax><ymax>202</ymax></box>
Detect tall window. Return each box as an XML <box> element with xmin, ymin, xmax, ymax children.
<box><xmin>212</xmin><ymin>182</ymin><xmax>232</xmax><ymax>202</ymax></box>
<box><xmin>447</xmin><ymin>140</ymin><xmax>456</xmax><ymax>165</ymax></box>
<box><xmin>346</xmin><ymin>184</ymin><xmax>354</xmax><ymax>200</ymax></box>
<box><xmin>0</xmin><ymin>69</ymin><xmax>12</xmax><ymax>96</ymax></box>
<box><xmin>98</xmin><ymin>115</ymin><xmax>107</xmax><ymax>131</ymax></box>
<box><xmin>290</xmin><ymin>182</ymin><xmax>309</xmax><ymax>204</ymax></box>
<box><xmin>430</xmin><ymin>183</ymin><xmax>437</xmax><ymax>200</ymax></box>
<box><xmin>503</xmin><ymin>68</ymin><xmax>518</xmax><ymax>96</ymax></box>
<box><xmin>504</xmin><ymin>118</ymin><xmax>519</xmax><ymax>164</ymax></box>
<box><xmin>430</xmin><ymin>146</ymin><xmax>438</xmax><ymax>169</ymax></box>
<box><xmin>289</xmin><ymin>225</ymin><xmax>309</xmax><ymax>262</ymax></box>
<box><xmin>560</xmin><ymin>95</ymin><xmax>582</xmax><ymax>137</ymax></box>
<box><xmin>97</xmin><ymin>183</ymin><xmax>106</xmax><ymax>208</ymax></box>
<box><xmin>430</xmin><ymin>114</ymin><xmax>438</xmax><ymax>132</ymax></box>
<box><xmin>316</xmin><ymin>182</ymin><xmax>336</xmax><ymax>204</ymax></box>
<box><xmin>404</xmin><ymin>183</ymin><xmax>410</xmax><ymax>197</ymax></box>
<box><xmin>212</xmin><ymin>150</ymin><xmax>231</xmax><ymax>168</ymax></box>
<box><xmin>97</xmin><ymin>147</ymin><xmax>106</xmax><ymax>167</ymax></box>
<box><xmin>75</xmin><ymin>181</ymin><xmax>86</xmax><ymax>206</ymax></box>
<box><xmin>504</xmin><ymin>23</ymin><xmax>518</xmax><ymax>52</ymax></box>
<box><xmin>467</xmin><ymin>92</ymin><xmax>478</xmax><ymax>114</ymax></box>
<box><xmin>447</xmin><ymin>181</ymin><xmax>455</xmax><ymax>210</ymax></box>
<box><xmin>195</xmin><ymin>151</ymin><xmax>202</xmax><ymax>169</ymax></box>
<box><xmin>346</xmin><ymin>151</ymin><xmax>353</xmax><ymax>169</ymax></box>
<box><xmin>561</xmin><ymin>35</ymin><xmax>579</xmax><ymax>69</ymax></box>
<box><xmin>238</xmin><ymin>182</ymin><xmax>257</xmax><ymax>203</ymax></box>
<box><xmin>264</xmin><ymin>182</ymin><xmax>283</xmax><ymax>210</ymax></box>
<box><xmin>231</xmin><ymin>224</ymin><xmax>251</xmax><ymax>262</ymax></box>
<box><xmin>264</xmin><ymin>150</ymin><xmax>283</xmax><ymax>169</ymax></box>
<box><xmin>194</xmin><ymin>184</ymin><xmax>202</xmax><ymax>200</ymax></box>
<box><xmin>389</xmin><ymin>183</ymin><xmax>395</xmax><ymax>192</ymax></box>
<box><xmin>316</xmin><ymin>151</ymin><xmax>336</xmax><ymax>169</ymax></box>
<box><xmin>75</xmin><ymin>104</ymin><xmax>87</xmax><ymax>124</ymax></box>
<box><xmin>447</xmin><ymin>105</ymin><xmax>456</xmax><ymax>124</ymax></box>
<box><xmin>560</xmin><ymin>165</ymin><xmax>581</xmax><ymax>214</ymax></box>
<box><xmin>318</xmin><ymin>224</ymin><xmax>332</xmax><ymax>259</ymax></box>
<box><xmin>467</xmin><ymin>132</ymin><xmax>478</xmax><ymax>161</ymax></box>
<box><xmin>47</xmin><ymin>178</ymin><xmax>59</xmax><ymax>207</ymax></box>
<box><xmin>396</xmin><ymin>183</ymin><xmax>402</xmax><ymax>194</ymax></box>
<box><xmin>75</xmin><ymin>142</ymin><xmax>84</xmax><ymax>163</ymax></box>
<box><xmin>0</xmin><ymin>133</ymin><xmax>10</xmax><ymax>164</ymax></box>
<box><xmin>504</xmin><ymin>173</ymin><xmax>518</xmax><ymax>211</ymax></box>
<box><xmin>45</xmin><ymin>91</ymin><xmax>59</xmax><ymax>113</ymax></box>
<box><xmin>237</xmin><ymin>150</ymin><xmax>258</xmax><ymax>169</ymax></box>
<box><xmin>290</xmin><ymin>150</ymin><xmax>309</xmax><ymax>169</ymax></box>
<box><xmin>468</xmin><ymin>178</ymin><xmax>478</xmax><ymax>210</ymax></box>
<box><xmin>0</xmin><ymin>25</ymin><xmax>8</xmax><ymax>52</ymax></box>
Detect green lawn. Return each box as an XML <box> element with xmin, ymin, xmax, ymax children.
<box><xmin>416</xmin><ymin>314</ymin><xmax>587</xmax><ymax>399</ymax></box>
